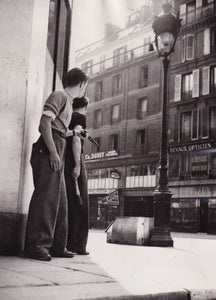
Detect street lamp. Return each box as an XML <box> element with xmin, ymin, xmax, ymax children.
<box><xmin>149</xmin><ymin>1</ymin><xmax>181</xmax><ymax>247</ymax></box>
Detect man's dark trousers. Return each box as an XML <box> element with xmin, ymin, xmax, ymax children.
<box><xmin>25</xmin><ymin>132</ymin><xmax>68</xmax><ymax>257</ymax></box>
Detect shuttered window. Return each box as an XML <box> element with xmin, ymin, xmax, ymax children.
<box><xmin>192</xmin><ymin>69</ymin><xmax>199</xmax><ymax>98</ymax></box>
<box><xmin>202</xmin><ymin>66</ymin><xmax>210</xmax><ymax>95</ymax></box>
<box><xmin>204</xmin><ymin>29</ymin><xmax>210</xmax><ymax>55</ymax></box>
<box><xmin>180</xmin><ymin>4</ymin><xmax>186</xmax><ymax>25</ymax></box>
<box><xmin>174</xmin><ymin>75</ymin><xmax>181</xmax><ymax>102</ymax></box>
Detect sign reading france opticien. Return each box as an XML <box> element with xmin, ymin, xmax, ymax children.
<box><xmin>85</xmin><ymin>150</ymin><xmax>118</xmax><ymax>160</ymax></box>
<box><xmin>169</xmin><ymin>141</ymin><xmax>216</xmax><ymax>154</ymax></box>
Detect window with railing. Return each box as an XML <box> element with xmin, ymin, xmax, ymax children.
<box><xmin>137</xmin><ymin>97</ymin><xmax>147</xmax><ymax>119</ymax></box>
<box><xmin>196</xmin><ymin>0</ymin><xmax>215</xmax><ymax>19</ymax></box>
<box><xmin>111</xmin><ymin>104</ymin><xmax>120</xmax><ymax>124</ymax></box>
<box><xmin>139</xmin><ymin>65</ymin><xmax>148</xmax><ymax>88</ymax></box>
<box><xmin>113</xmin><ymin>46</ymin><xmax>126</xmax><ymax>66</ymax></box>
<box><xmin>93</xmin><ymin>109</ymin><xmax>102</xmax><ymax>129</ymax></box>
<box><xmin>180</xmin><ymin>0</ymin><xmax>215</xmax><ymax>24</ymax></box>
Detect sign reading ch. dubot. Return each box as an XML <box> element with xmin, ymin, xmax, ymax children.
<box><xmin>85</xmin><ymin>150</ymin><xmax>118</xmax><ymax>160</ymax></box>
<box><xmin>169</xmin><ymin>141</ymin><xmax>216</xmax><ymax>154</ymax></box>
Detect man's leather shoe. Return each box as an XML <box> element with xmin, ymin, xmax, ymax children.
<box><xmin>26</xmin><ymin>253</ymin><xmax>52</xmax><ymax>261</ymax></box>
<box><xmin>76</xmin><ymin>251</ymin><xmax>89</xmax><ymax>255</ymax></box>
<box><xmin>52</xmin><ymin>250</ymin><xmax>74</xmax><ymax>258</ymax></box>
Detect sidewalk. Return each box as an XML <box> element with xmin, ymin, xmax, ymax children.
<box><xmin>0</xmin><ymin>230</ymin><xmax>216</xmax><ymax>300</ymax></box>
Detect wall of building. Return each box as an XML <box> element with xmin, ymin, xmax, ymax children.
<box><xmin>0</xmin><ymin>0</ymin><xmax>50</xmax><ymax>254</ymax></box>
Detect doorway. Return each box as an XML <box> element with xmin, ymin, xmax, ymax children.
<box><xmin>199</xmin><ymin>198</ymin><xmax>208</xmax><ymax>232</ymax></box>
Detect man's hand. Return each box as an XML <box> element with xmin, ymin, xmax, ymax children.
<box><xmin>72</xmin><ymin>165</ymin><xmax>81</xmax><ymax>180</ymax></box>
<box><xmin>49</xmin><ymin>152</ymin><xmax>61</xmax><ymax>172</ymax></box>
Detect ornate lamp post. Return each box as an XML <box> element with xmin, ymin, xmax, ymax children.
<box><xmin>149</xmin><ymin>1</ymin><xmax>181</xmax><ymax>247</ymax></box>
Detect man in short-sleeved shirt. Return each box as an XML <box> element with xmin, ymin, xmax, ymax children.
<box><xmin>24</xmin><ymin>68</ymin><xmax>88</xmax><ymax>261</ymax></box>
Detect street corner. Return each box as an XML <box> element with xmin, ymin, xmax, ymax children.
<box><xmin>190</xmin><ymin>289</ymin><xmax>216</xmax><ymax>300</ymax></box>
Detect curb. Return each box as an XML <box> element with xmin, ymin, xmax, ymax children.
<box><xmin>89</xmin><ymin>291</ymin><xmax>190</xmax><ymax>300</ymax></box>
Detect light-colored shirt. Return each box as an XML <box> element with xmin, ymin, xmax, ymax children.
<box><xmin>42</xmin><ymin>90</ymin><xmax>73</xmax><ymax>134</ymax></box>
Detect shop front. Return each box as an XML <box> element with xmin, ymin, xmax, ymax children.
<box><xmin>170</xmin><ymin>185</ymin><xmax>216</xmax><ymax>234</ymax></box>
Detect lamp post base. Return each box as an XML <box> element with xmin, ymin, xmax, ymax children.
<box><xmin>149</xmin><ymin>227</ymin><xmax>173</xmax><ymax>247</ymax></box>
<box><xmin>148</xmin><ymin>191</ymin><xmax>173</xmax><ymax>247</ymax></box>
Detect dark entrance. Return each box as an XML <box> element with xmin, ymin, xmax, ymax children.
<box><xmin>124</xmin><ymin>196</ymin><xmax>153</xmax><ymax>217</ymax></box>
<box><xmin>199</xmin><ymin>198</ymin><xmax>208</xmax><ymax>232</ymax></box>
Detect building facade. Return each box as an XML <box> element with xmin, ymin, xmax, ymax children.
<box><xmin>0</xmin><ymin>0</ymin><xmax>72</xmax><ymax>254</ymax></box>
<box><xmin>169</xmin><ymin>0</ymin><xmax>216</xmax><ymax>233</ymax></box>
<box><xmin>75</xmin><ymin>1</ymin><xmax>163</xmax><ymax>229</ymax></box>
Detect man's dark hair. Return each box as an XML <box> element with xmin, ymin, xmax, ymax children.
<box><xmin>72</xmin><ymin>96</ymin><xmax>89</xmax><ymax>109</ymax></box>
<box><xmin>66</xmin><ymin>68</ymin><xmax>88</xmax><ymax>87</ymax></box>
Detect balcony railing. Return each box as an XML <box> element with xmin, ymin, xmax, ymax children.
<box><xmin>76</xmin><ymin>42</ymin><xmax>155</xmax><ymax>77</ymax></box>
<box><xmin>181</xmin><ymin>2</ymin><xmax>215</xmax><ymax>26</ymax></box>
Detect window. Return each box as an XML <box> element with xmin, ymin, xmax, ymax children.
<box><xmin>201</xmin><ymin>108</ymin><xmax>209</xmax><ymax>138</ymax></box>
<box><xmin>174</xmin><ymin>75</ymin><xmax>182</xmax><ymax>102</ymax></box>
<box><xmin>197</xmin><ymin>0</ymin><xmax>215</xmax><ymax>18</ymax></box>
<box><xmin>182</xmin><ymin>73</ymin><xmax>193</xmax><ymax>99</ymax></box>
<box><xmin>109</xmin><ymin>134</ymin><xmax>118</xmax><ymax>151</ymax></box>
<box><xmin>180</xmin><ymin>111</ymin><xmax>192</xmax><ymax>141</ymax></box>
<box><xmin>180</xmin><ymin>2</ymin><xmax>196</xmax><ymax>25</ymax></box>
<box><xmin>143</xmin><ymin>37</ymin><xmax>151</xmax><ymax>54</ymax></box>
<box><xmin>113</xmin><ymin>47</ymin><xmax>126</xmax><ymax>66</ymax></box>
<box><xmin>136</xmin><ymin>129</ymin><xmax>146</xmax><ymax>145</ymax></box>
<box><xmin>95</xmin><ymin>81</ymin><xmax>103</xmax><ymax>101</ymax></box>
<box><xmin>210</xmin><ymin>106</ymin><xmax>216</xmax><ymax>139</ymax></box>
<box><xmin>46</xmin><ymin>0</ymin><xmax>71</xmax><ymax>90</ymax></box>
<box><xmin>99</xmin><ymin>55</ymin><xmax>105</xmax><ymax>72</ymax></box>
<box><xmin>111</xmin><ymin>104</ymin><xmax>120</xmax><ymax>124</ymax></box>
<box><xmin>139</xmin><ymin>65</ymin><xmax>148</xmax><ymax>88</ymax></box>
<box><xmin>211</xmin><ymin>27</ymin><xmax>216</xmax><ymax>52</ymax></box>
<box><xmin>92</xmin><ymin>137</ymin><xmax>100</xmax><ymax>153</ymax></box>
<box><xmin>94</xmin><ymin>109</ymin><xmax>102</xmax><ymax>129</ymax></box>
<box><xmin>135</xmin><ymin>129</ymin><xmax>146</xmax><ymax>154</ymax></box>
<box><xmin>82</xmin><ymin>60</ymin><xmax>93</xmax><ymax>74</ymax></box>
<box><xmin>187</xmin><ymin>1</ymin><xmax>196</xmax><ymax>23</ymax></box>
<box><xmin>211</xmin><ymin>66</ymin><xmax>216</xmax><ymax>94</ymax></box>
<box><xmin>181</xmin><ymin>34</ymin><xmax>194</xmax><ymax>61</ymax></box>
<box><xmin>137</xmin><ymin>97</ymin><xmax>147</xmax><ymax>119</ymax></box>
<box><xmin>112</xmin><ymin>74</ymin><xmax>122</xmax><ymax>96</ymax></box>
<box><xmin>192</xmin><ymin>109</ymin><xmax>199</xmax><ymax>140</ymax></box>
<box><xmin>202</xmin><ymin>66</ymin><xmax>210</xmax><ymax>95</ymax></box>
<box><xmin>204</xmin><ymin>28</ymin><xmax>210</xmax><ymax>55</ymax></box>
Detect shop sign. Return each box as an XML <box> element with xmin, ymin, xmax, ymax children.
<box><xmin>85</xmin><ymin>150</ymin><xmax>118</xmax><ymax>160</ymax></box>
<box><xmin>191</xmin><ymin>154</ymin><xmax>208</xmax><ymax>177</ymax></box>
<box><xmin>171</xmin><ymin>186</ymin><xmax>212</xmax><ymax>198</ymax></box>
<box><xmin>110</xmin><ymin>170</ymin><xmax>121</xmax><ymax>179</ymax></box>
<box><xmin>169</xmin><ymin>141</ymin><xmax>216</xmax><ymax>154</ymax></box>
<box><xmin>98</xmin><ymin>190</ymin><xmax>119</xmax><ymax>206</ymax></box>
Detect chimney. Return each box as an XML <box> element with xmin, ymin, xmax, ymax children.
<box><xmin>104</xmin><ymin>23</ymin><xmax>120</xmax><ymax>41</ymax></box>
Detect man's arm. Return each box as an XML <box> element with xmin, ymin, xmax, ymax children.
<box><xmin>71</xmin><ymin>125</ymin><xmax>82</xmax><ymax>179</ymax></box>
<box><xmin>39</xmin><ymin>115</ymin><xmax>61</xmax><ymax>172</ymax></box>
